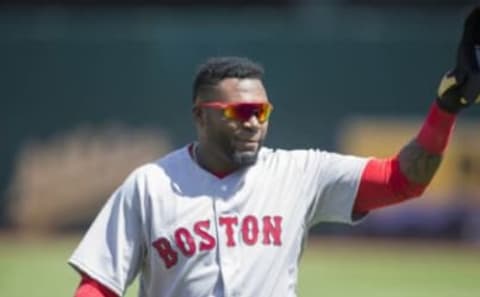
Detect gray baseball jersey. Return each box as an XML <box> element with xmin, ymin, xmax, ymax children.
<box><xmin>69</xmin><ymin>145</ymin><xmax>367</xmax><ymax>297</ymax></box>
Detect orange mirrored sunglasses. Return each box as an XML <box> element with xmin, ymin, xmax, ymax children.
<box><xmin>196</xmin><ymin>101</ymin><xmax>273</xmax><ymax>123</ymax></box>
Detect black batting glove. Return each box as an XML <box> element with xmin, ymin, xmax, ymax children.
<box><xmin>437</xmin><ymin>7</ymin><xmax>480</xmax><ymax>114</ymax></box>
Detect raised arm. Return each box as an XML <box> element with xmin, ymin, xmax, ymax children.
<box><xmin>354</xmin><ymin>7</ymin><xmax>480</xmax><ymax>213</ymax></box>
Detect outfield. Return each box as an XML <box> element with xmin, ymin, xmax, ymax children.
<box><xmin>0</xmin><ymin>235</ymin><xmax>478</xmax><ymax>297</ymax></box>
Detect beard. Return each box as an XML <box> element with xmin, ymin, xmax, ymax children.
<box><xmin>218</xmin><ymin>136</ymin><xmax>263</xmax><ymax>168</ymax></box>
<box><xmin>231</xmin><ymin>149</ymin><xmax>260</xmax><ymax>167</ymax></box>
<box><xmin>205</xmin><ymin>121</ymin><xmax>266</xmax><ymax>169</ymax></box>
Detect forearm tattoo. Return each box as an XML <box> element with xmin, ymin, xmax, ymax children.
<box><xmin>398</xmin><ymin>140</ymin><xmax>443</xmax><ymax>184</ymax></box>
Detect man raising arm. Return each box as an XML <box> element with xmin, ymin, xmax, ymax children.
<box><xmin>71</xmin><ymin>7</ymin><xmax>480</xmax><ymax>297</ymax></box>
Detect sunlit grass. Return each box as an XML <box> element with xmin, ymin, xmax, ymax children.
<box><xmin>0</xmin><ymin>235</ymin><xmax>478</xmax><ymax>297</ymax></box>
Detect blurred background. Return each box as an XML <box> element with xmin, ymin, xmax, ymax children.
<box><xmin>1</xmin><ymin>1</ymin><xmax>480</xmax><ymax>297</ymax></box>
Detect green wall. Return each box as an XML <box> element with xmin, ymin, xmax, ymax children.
<box><xmin>2</xmin><ymin>5</ymin><xmax>478</xmax><ymax>223</ymax></box>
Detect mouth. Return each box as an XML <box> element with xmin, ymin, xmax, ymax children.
<box><xmin>233</xmin><ymin>139</ymin><xmax>260</xmax><ymax>151</ymax></box>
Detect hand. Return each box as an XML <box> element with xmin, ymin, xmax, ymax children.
<box><xmin>437</xmin><ymin>7</ymin><xmax>480</xmax><ymax>113</ymax></box>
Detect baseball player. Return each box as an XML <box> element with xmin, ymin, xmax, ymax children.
<box><xmin>70</xmin><ymin>7</ymin><xmax>480</xmax><ymax>297</ymax></box>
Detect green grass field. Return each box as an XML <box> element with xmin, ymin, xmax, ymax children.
<box><xmin>0</xmin><ymin>235</ymin><xmax>478</xmax><ymax>297</ymax></box>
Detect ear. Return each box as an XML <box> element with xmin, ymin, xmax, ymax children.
<box><xmin>192</xmin><ymin>106</ymin><xmax>205</xmax><ymax>126</ymax></box>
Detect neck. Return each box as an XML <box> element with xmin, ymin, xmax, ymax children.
<box><xmin>192</xmin><ymin>143</ymin><xmax>238</xmax><ymax>177</ymax></box>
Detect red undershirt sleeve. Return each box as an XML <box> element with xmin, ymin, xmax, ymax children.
<box><xmin>353</xmin><ymin>156</ymin><xmax>426</xmax><ymax>213</ymax></box>
<box><xmin>74</xmin><ymin>274</ymin><xmax>119</xmax><ymax>297</ymax></box>
<box><xmin>353</xmin><ymin>102</ymin><xmax>456</xmax><ymax>214</ymax></box>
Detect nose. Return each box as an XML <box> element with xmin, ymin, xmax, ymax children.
<box><xmin>242</xmin><ymin>114</ymin><xmax>261</xmax><ymax>130</ymax></box>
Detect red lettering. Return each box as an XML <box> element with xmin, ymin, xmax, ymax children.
<box><xmin>262</xmin><ymin>216</ymin><xmax>282</xmax><ymax>245</ymax></box>
<box><xmin>194</xmin><ymin>220</ymin><xmax>216</xmax><ymax>251</ymax></box>
<box><xmin>153</xmin><ymin>214</ymin><xmax>282</xmax><ymax>268</ymax></box>
<box><xmin>152</xmin><ymin>237</ymin><xmax>178</xmax><ymax>269</ymax></box>
<box><xmin>175</xmin><ymin>228</ymin><xmax>196</xmax><ymax>257</ymax></box>
<box><xmin>219</xmin><ymin>216</ymin><xmax>238</xmax><ymax>247</ymax></box>
<box><xmin>242</xmin><ymin>215</ymin><xmax>259</xmax><ymax>245</ymax></box>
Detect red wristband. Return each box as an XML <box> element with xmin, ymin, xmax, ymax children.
<box><xmin>416</xmin><ymin>102</ymin><xmax>456</xmax><ymax>154</ymax></box>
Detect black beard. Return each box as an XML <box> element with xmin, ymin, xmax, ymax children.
<box><xmin>232</xmin><ymin>150</ymin><xmax>259</xmax><ymax>167</ymax></box>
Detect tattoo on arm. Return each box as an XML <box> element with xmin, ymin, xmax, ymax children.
<box><xmin>398</xmin><ymin>140</ymin><xmax>443</xmax><ymax>184</ymax></box>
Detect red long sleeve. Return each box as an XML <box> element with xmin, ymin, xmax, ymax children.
<box><xmin>353</xmin><ymin>156</ymin><xmax>426</xmax><ymax>213</ymax></box>
<box><xmin>74</xmin><ymin>274</ymin><xmax>118</xmax><ymax>297</ymax></box>
<box><xmin>353</xmin><ymin>102</ymin><xmax>456</xmax><ymax>213</ymax></box>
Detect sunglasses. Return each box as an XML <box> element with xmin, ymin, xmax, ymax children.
<box><xmin>196</xmin><ymin>101</ymin><xmax>273</xmax><ymax>123</ymax></box>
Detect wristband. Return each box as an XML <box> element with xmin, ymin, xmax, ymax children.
<box><xmin>416</xmin><ymin>102</ymin><xmax>456</xmax><ymax>154</ymax></box>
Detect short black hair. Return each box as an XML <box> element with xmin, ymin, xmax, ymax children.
<box><xmin>192</xmin><ymin>56</ymin><xmax>264</xmax><ymax>102</ymax></box>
